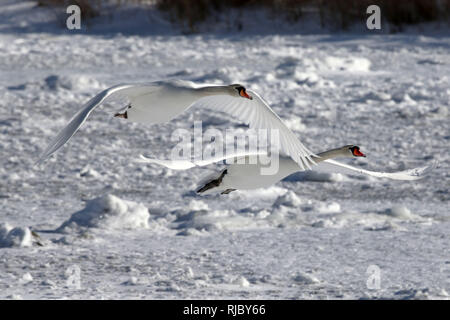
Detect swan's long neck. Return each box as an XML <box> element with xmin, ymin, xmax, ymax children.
<box><xmin>195</xmin><ymin>85</ymin><xmax>231</xmax><ymax>97</ymax></box>
<box><xmin>279</xmin><ymin>146</ymin><xmax>350</xmax><ymax>176</ymax></box>
<box><xmin>279</xmin><ymin>145</ymin><xmax>352</xmax><ymax>178</ymax></box>
<box><xmin>315</xmin><ymin>146</ymin><xmax>350</xmax><ymax>163</ymax></box>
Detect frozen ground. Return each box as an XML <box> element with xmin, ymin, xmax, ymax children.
<box><xmin>0</xmin><ymin>1</ymin><xmax>449</xmax><ymax>299</ymax></box>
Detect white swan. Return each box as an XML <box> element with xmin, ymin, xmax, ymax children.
<box><xmin>36</xmin><ymin>80</ymin><xmax>315</xmax><ymax>169</ymax></box>
<box><xmin>139</xmin><ymin>145</ymin><xmax>435</xmax><ymax>194</ymax></box>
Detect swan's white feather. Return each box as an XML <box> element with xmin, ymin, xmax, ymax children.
<box><xmin>137</xmin><ymin>156</ymin><xmax>196</xmax><ymax>170</ymax></box>
<box><xmin>193</xmin><ymin>89</ymin><xmax>316</xmax><ymax>170</ymax></box>
<box><xmin>137</xmin><ymin>150</ymin><xmax>266</xmax><ymax>170</ymax></box>
<box><xmin>36</xmin><ymin>83</ymin><xmax>136</xmax><ymax>165</ymax></box>
<box><xmin>323</xmin><ymin>159</ymin><xmax>437</xmax><ymax>181</ymax></box>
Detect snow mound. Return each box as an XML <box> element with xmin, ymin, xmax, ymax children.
<box><xmin>325</xmin><ymin>56</ymin><xmax>371</xmax><ymax>72</ymax></box>
<box><xmin>273</xmin><ymin>191</ymin><xmax>303</xmax><ymax>208</ymax></box>
<box><xmin>272</xmin><ymin>57</ymin><xmax>335</xmax><ymax>88</ymax></box>
<box><xmin>382</xmin><ymin>205</ymin><xmax>421</xmax><ymax>220</ymax></box>
<box><xmin>174</xmin><ymin>209</ymin><xmax>264</xmax><ymax>234</ymax></box>
<box><xmin>234</xmin><ymin>276</ymin><xmax>250</xmax><ymax>287</ymax></box>
<box><xmin>394</xmin><ymin>287</ymin><xmax>449</xmax><ymax>300</ymax></box>
<box><xmin>20</xmin><ymin>273</ymin><xmax>33</xmax><ymax>284</ymax></box>
<box><xmin>357</xmin><ymin>91</ymin><xmax>392</xmax><ymax>102</ymax></box>
<box><xmin>188</xmin><ymin>199</ymin><xmax>209</xmax><ymax>211</ymax></box>
<box><xmin>275</xmin><ymin>56</ymin><xmax>371</xmax><ymax>75</ymax></box>
<box><xmin>174</xmin><ymin>191</ymin><xmax>347</xmax><ymax>234</ymax></box>
<box><xmin>79</xmin><ymin>166</ymin><xmax>101</xmax><ymax>179</ymax></box>
<box><xmin>57</xmin><ymin>194</ymin><xmax>150</xmax><ymax>233</ymax></box>
<box><xmin>8</xmin><ymin>74</ymin><xmax>103</xmax><ymax>92</ymax></box>
<box><xmin>317</xmin><ymin>202</ymin><xmax>342</xmax><ymax>214</ymax></box>
<box><xmin>44</xmin><ymin>74</ymin><xmax>102</xmax><ymax>91</ymax></box>
<box><xmin>364</xmin><ymin>220</ymin><xmax>405</xmax><ymax>232</ymax></box>
<box><xmin>192</xmin><ymin>67</ymin><xmax>244</xmax><ymax>84</ymax></box>
<box><xmin>292</xmin><ymin>272</ymin><xmax>320</xmax><ymax>285</ymax></box>
<box><xmin>237</xmin><ymin>186</ymin><xmax>288</xmax><ymax>200</ymax></box>
<box><xmin>0</xmin><ymin>222</ymin><xmax>32</xmax><ymax>248</ymax></box>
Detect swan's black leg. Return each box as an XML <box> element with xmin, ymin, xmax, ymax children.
<box><xmin>114</xmin><ymin>111</ymin><xmax>127</xmax><ymax>119</ymax></box>
<box><xmin>196</xmin><ymin>169</ymin><xmax>228</xmax><ymax>193</ymax></box>
<box><xmin>114</xmin><ymin>104</ymin><xmax>131</xmax><ymax>119</ymax></box>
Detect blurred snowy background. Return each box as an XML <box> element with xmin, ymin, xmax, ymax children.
<box><xmin>0</xmin><ymin>0</ymin><xmax>449</xmax><ymax>299</ymax></box>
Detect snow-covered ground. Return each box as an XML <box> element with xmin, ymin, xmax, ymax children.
<box><xmin>0</xmin><ymin>1</ymin><xmax>449</xmax><ymax>299</ymax></box>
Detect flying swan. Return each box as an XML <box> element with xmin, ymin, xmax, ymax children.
<box><xmin>36</xmin><ymin>80</ymin><xmax>315</xmax><ymax>170</ymax></box>
<box><xmin>139</xmin><ymin>145</ymin><xmax>435</xmax><ymax>195</ymax></box>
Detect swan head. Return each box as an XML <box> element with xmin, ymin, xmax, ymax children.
<box><xmin>229</xmin><ymin>84</ymin><xmax>253</xmax><ymax>100</ymax></box>
<box><xmin>347</xmin><ymin>145</ymin><xmax>366</xmax><ymax>157</ymax></box>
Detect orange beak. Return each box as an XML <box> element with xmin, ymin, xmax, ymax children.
<box><xmin>240</xmin><ymin>90</ymin><xmax>253</xmax><ymax>100</ymax></box>
<box><xmin>353</xmin><ymin>148</ymin><xmax>366</xmax><ymax>157</ymax></box>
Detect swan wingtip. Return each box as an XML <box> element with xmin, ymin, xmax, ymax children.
<box><xmin>33</xmin><ymin>159</ymin><xmax>43</xmax><ymax>168</ymax></box>
<box><xmin>430</xmin><ymin>160</ymin><xmax>439</xmax><ymax>170</ymax></box>
<box><xmin>406</xmin><ymin>160</ymin><xmax>437</xmax><ymax>180</ymax></box>
<box><xmin>34</xmin><ymin>153</ymin><xmax>48</xmax><ymax>168</ymax></box>
<box><xmin>136</xmin><ymin>154</ymin><xmax>150</xmax><ymax>163</ymax></box>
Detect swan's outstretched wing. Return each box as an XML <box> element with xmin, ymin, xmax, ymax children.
<box><xmin>193</xmin><ymin>89</ymin><xmax>316</xmax><ymax>170</ymax></box>
<box><xmin>323</xmin><ymin>159</ymin><xmax>437</xmax><ymax>181</ymax></box>
<box><xmin>36</xmin><ymin>81</ymin><xmax>195</xmax><ymax>164</ymax></box>
<box><xmin>36</xmin><ymin>84</ymin><xmax>137</xmax><ymax>165</ymax></box>
<box><xmin>137</xmin><ymin>151</ymin><xmax>266</xmax><ymax>170</ymax></box>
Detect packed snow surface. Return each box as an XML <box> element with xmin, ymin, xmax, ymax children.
<box><xmin>0</xmin><ymin>1</ymin><xmax>449</xmax><ymax>299</ymax></box>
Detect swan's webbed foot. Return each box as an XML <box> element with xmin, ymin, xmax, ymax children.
<box><xmin>196</xmin><ymin>169</ymin><xmax>228</xmax><ymax>194</ymax></box>
<box><xmin>220</xmin><ymin>189</ymin><xmax>236</xmax><ymax>195</ymax></box>
<box><xmin>114</xmin><ymin>104</ymin><xmax>131</xmax><ymax>119</ymax></box>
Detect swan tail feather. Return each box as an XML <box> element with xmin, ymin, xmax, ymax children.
<box><xmin>323</xmin><ymin>159</ymin><xmax>437</xmax><ymax>181</ymax></box>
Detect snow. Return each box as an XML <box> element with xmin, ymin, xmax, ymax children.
<box><xmin>0</xmin><ymin>0</ymin><xmax>448</xmax><ymax>300</ymax></box>
<box><xmin>384</xmin><ymin>205</ymin><xmax>417</xmax><ymax>220</ymax></box>
<box><xmin>43</xmin><ymin>74</ymin><xmax>103</xmax><ymax>92</ymax></box>
<box><xmin>56</xmin><ymin>194</ymin><xmax>150</xmax><ymax>233</ymax></box>
<box><xmin>20</xmin><ymin>272</ymin><xmax>33</xmax><ymax>284</ymax></box>
<box><xmin>292</xmin><ymin>272</ymin><xmax>320</xmax><ymax>285</ymax></box>
<box><xmin>0</xmin><ymin>223</ymin><xmax>33</xmax><ymax>248</ymax></box>
<box><xmin>273</xmin><ymin>190</ymin><xmax>303</xmax><ymax>208</ymax></box>
<box><xmin>325</xmin><ymin>56</ymin><xmax>371</xmax><ymax>72</ymax></box>
<box><xmin>235</xmin><ymin>276</ymin><xmax>250</xmax><ymax>288</ymax></box>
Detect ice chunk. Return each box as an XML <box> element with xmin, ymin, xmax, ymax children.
<box><xmin>57</xmin><ymin>194</ymin><xmax>150</xmax><ymax>233</ymax></box>
<box><xmin>385</xmin><ymin>205</ymin><xmax>415</xmax><ymax>219</ymax></box>
<box><xmin>293</xmin><ymin>272</ymin><xmax>320</xmax><ymax>285</ymax></box>
<box><xmin>0</xmin><ymin>225</ymin><xmax>32</xmax><ymax>248</ymax></box>
<box><xmin>44</xmin><ymin>74</ymin><xmax>102</xmax><ymax>91</ymax></box>
<box><xmin>273</xmin><ymin>191</ymin><xmax>302</xmax><ymax>208</ymax></box>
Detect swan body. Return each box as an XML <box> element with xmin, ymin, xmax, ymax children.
<box><xmin>204</xmin><ymin>145</ymin><xmax>434</xmax><ymax>194</ymax></box>
<box><xmin>215</xmin><ymin>147</ymin><xmax>356</xmax><ymax>192</ymax></box>
<box><xmin>36</xmin><ymin>80</ymin><xmax>315</xmax><ymax>169</ymax></box>
<box><xmin>139</xmin><ymin>145</ymin><xmax>435</xmax><ymax>194</ymax></box>
<box><xmin>216</xmin><ymin>155</ymin><xmax>301</xmax><ymax>192</ymax></box>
